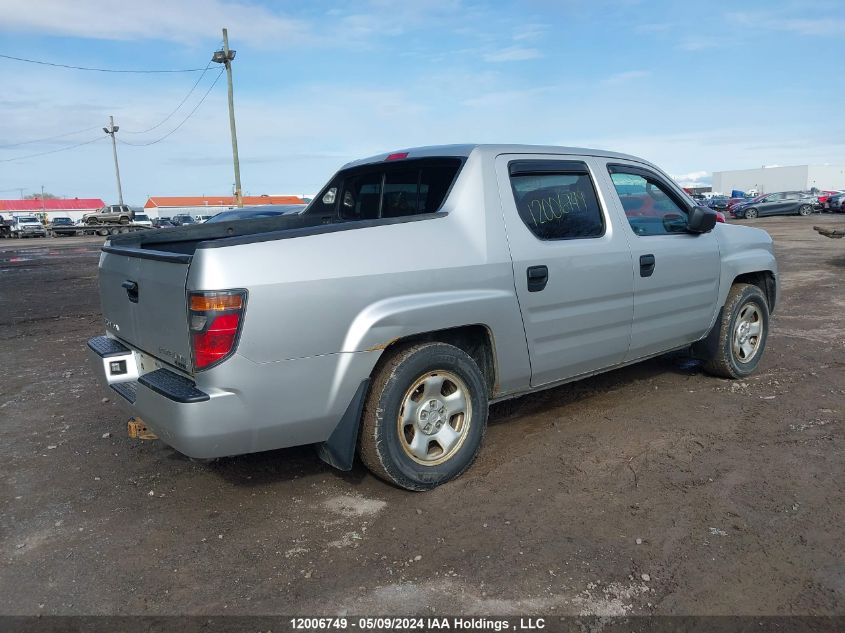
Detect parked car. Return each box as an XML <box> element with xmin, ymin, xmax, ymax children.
<box><xmin>827</xmin><ymin>192</ymin><xmax>845</xmax><ymax>212</ymax></box>
<box><xmin>49</xmin><ymin>216</ymin><xmax>78</xmax><ymax>236</ymax></box>
<box><xmin>707</xmin><ymin>196</ymin><xmax>730</xmax><ymax>210</ymax></box>
<box><xmin>814</xmin><ymin>190</ymin><xmax>840</xmax><ymax>208</ymax></box>
<box><xmin>11</xmin><ymin>215</ymin><xmax>47</xmax><ymax>238</ymax></box>
<box><xmin>83</xmin><ymin>204</ymin><xmax>134</xmax><ymax>225</ymax></box>
<box><xmin>132</xmin><ymin>213</ymin><xmax>153</xmax><ymax>228</ymax></box>
<box><xmin>726</xmin><ymin>197</ymin><xmax>749</xmax><ymax>212</ymax></box>
<box><xmin>88</xmin><ymin>144</ymin><xmax>778</xmax><ymax>491</ymax></box>
<box><xmin>170</xmin><ymin>214</ymin><xmax>198</xmax><ymax>226</ymax></box>
<box><xmin>205</xmin><ymin>205</ymin><xmax>307</xmax><ymax>223</ymax></box>
<box><xmin>194</xmin><ymin>215</ymin><xmax>215</xmax><ymax>223</ymax></box>
<box><xmin>151</xmin><ymin>218</ymin><xmax>174</xmax><ymax>228</ymax></box>
<box><xmin>732</xmin><ymin>191</ymin><xmax>816</xmax><ymax>219</ymax></box>
<box><xmin>0</xmin><ymin>215</ymin><xmax>14</xmax><ymax>237</ymax></box>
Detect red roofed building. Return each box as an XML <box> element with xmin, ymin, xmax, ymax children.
<box><xmin>144</xmin><ymin>195</ymin><xmax>305</xmax><ymax>217</ymax></box>
<box><xmin>0</xmin><ymin>198</ymin><xmax>106</xmax><ymax>222</ymax></box>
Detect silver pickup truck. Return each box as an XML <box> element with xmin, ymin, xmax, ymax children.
<box><xmin>88</xmin><ymin>144</ymin><xmax>778</xmax><ymax>490</ymax></box>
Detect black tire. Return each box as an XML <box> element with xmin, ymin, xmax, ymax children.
<box><xmin>703</xmin><ymin>283</ymin><xmax>769</xmax><ymax>379</ymax></box>
<box><xmin>798</xmin><ymin>204</ymin><xmax>812</xmax><ymax>217</ymax></box>
<box><xmin>359</xmin><ymin>342</ymin><xmax>488</xmax><ymax>491</ymax></box>
<box><xmin>744</xmin><ymin>208</ymin><xmax>758</xmax><ymax>219</ymax></box>
<box><xmin>119</xmin><ymin>216</ymin><xmax>130</xmax><ymax>225</ymax></box>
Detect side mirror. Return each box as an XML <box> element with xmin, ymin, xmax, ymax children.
<box><xmin>687</xmin><ymin>205</ymin><xmax>717</xmax><ymax>233</ymax></box>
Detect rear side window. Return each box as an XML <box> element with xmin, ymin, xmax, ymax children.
<box><xmin>306</xmin><ymin>158</ymin><xmax>462</xmax><ymax>221</ymax></box>
<box><xmin>508</xmin><ymin>161</ymin><xmax>604</xmax><ymax>240</ymax></box>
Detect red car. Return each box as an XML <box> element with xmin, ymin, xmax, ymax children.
<box><xmin>726</xmin><ymin>197</ymin><xmax>748</xmax><ymax>212</ymax></box>
<box><xmin>818</xmin><ymin>190</ymin><xmax>843</xmax><ymax>209</ymax></box>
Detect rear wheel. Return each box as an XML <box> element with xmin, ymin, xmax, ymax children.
<box><xmin>798</xmin><ymin>204</ymin><xmax>812</xmax><ymax>217</ymax></box>
<box><xmin>703</xmin><ymin>283</ymin><xmax>769</xmax><ymax>379</ymax></box>
<box><xmin>744</xmin><ymin>208</ymin><xmax>758</xmax><ymax>219</ymax></box>
<box><xmin>359</xmin><ymin>342</ymin><xmax>488</xmax><ymax>491</ymax></box>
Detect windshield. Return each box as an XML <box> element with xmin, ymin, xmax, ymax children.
<box><xmin>135</xmin><ymin>214</ymin><xmax>149</xmax><ymax>221</ymax></box>
<box><xmin>19</xmin><ymin>217</ymin><xmax>40</xmax><ymax>224</ymax></box>
<box><xmin>53</xmin><ymin>218</ymin><xmax>72</xmax><ymax>224</ymax></box>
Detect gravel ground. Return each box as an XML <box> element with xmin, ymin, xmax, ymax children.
<box><xmin>0</xmin><ymin>216</ymin><xmax>843</xmax><ymax>616</ymax></box>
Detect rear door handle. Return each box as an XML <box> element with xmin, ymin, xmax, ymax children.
<box><xmin>527</xmin><ymin>265</ymin><xmax>548</xmax><ymax>292</ymax></box>
<box><xmin>639</xmin><ymin>254</ymin><xmax>656</xmax><ymax>278</ymax></box>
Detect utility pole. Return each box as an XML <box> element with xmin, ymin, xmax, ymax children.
<box><xmin>212</xmin><ymin>29</ymin><xmax>243</xmax><ymax>207</ymax></box>
<box><xmin>103</xmin><ymin>116</ymin><xmax>124</xmax><ymax>205</ymax></box>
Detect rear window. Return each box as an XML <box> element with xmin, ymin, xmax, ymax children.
<box><xmin>306</xmin><ymin>158</ymin><xmax>462</xmax><ymax>221</ymax></box>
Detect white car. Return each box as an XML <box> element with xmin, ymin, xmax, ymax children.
<box><xmin>11</xmin><ymin>215</ymin><xmax>47</xmax><ymax>238</ymax></box>
<box><xmin>195</xmin><ymin>215</ymin><xmax>214</xmax><ymax>223</ymax></box>
<box><xmin>132</xmin><ymin>213</ymin><xmax>153</xmax><ymax>228</ymax></box>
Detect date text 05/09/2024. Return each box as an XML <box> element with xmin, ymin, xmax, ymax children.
<box><xmin>289</xmin><ymin>617</ymin><xmax>546</xmax><ymax>631</ymax></box>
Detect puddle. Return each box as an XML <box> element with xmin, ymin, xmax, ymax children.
<box><xmin>0</xmin><ymin>246</ymin><xmax>100</xmax><ymax>265</ymax></box>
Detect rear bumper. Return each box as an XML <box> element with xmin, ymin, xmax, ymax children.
<box><xmin>87</xmin><ymin>335</ymin><xmax>379</xmax><ymax>459</ymax></box>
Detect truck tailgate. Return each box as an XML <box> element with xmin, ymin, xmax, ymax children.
<box><xmin>98</xmin><ymin>248</ymin><xmax>192</xmax><ymax>373</ymax></box>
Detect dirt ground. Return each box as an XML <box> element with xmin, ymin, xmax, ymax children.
<box><xmin>0</xmin><ymin>216</ymin><xmax>843</xmax><ymax>617</ymax></box>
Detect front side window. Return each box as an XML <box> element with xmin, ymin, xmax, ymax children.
<box><xmin>608</xmin><ymin>167</ymin><xmax>689</xmax><ymax>236</ymax></box>
<box><xmin>508</xmin><ymin>164</ymin><xmax>604</xmax><ymax>240</ymax></box>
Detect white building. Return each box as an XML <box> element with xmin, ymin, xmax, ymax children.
<box><xmin>712</xmin><ymin>165</ymin><xmax>845</xmax><ymax>195</ymax></box>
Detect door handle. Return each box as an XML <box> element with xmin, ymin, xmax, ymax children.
<box><xmin>121</xmin><ymin>279</ymin><xmax>139</xmax><ymax>303</ymax></box>
<box><xmin>527</xmin><ymin>265</ymin><xmax>548</xmax><ymax>292</ymax></box>
<box><xmin>639</xmin><ymin>254</ymin><xmax>656</xmax><ymax>278</ymax></box>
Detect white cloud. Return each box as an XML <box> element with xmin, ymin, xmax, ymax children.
<box><xmin>483</xmin><ymin>46</ymin><xmax>542</xmax><ymax>62</ymax></box>
<box><xmin>670</xmin><ymin>170</ymin><xmax>711</xmax><ymax>186</ymax></box>
<box><xmin>0</xmin><ymin>0</ymin><xmax>308</xmax><ymax>47</ymax></box>
<box><xmin>679</xmin><ymin>37</ymin><xmax>718</xmax><ymax>51</ymax></box>
<box><xmin>726</xmin><ymin>11</ymin><xmax>845</xmax><ymax>37</ymax></box>
<box><xmin>601</xmin><ymin>70</ymin><xmax>651</xmax><ymax>85</ymax></box>
<box><xmin>512</xmin><ymin>24</ymin><xmax>549</xmax><ymax>41</ymax></box>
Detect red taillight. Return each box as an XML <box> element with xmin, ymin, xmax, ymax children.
<box><xmin>385</xmin><ymin>152</ymin><xmax>409</xmax><ymax>161</ymax></box>
<box><xmin>189</xmin><ymin>291</ymin><xmax>246</xmax><ymax>370</ymax></box>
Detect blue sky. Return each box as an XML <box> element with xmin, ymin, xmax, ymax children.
<box><xmin>1</xmin><ymin>0</ymin><xmax>843</xmax><ymax>204</ymax></box>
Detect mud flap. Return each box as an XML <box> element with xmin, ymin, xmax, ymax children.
<box><xmin>316</xmin><ymin>379</ymin><xmax>370</xmax><ymax>471</ymax></box>
<box><xmin>691</xmin><ymin>307</ymin><xmax>723</xmax><ymax>360</ymax></box>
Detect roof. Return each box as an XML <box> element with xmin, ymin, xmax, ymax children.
<box><xmin>342</xmin><ymin>144</ymin><xmax>649</xmax><ymax>169</ymax></box>
<box><xmin>144</xmin><ymin>195</ymin><xmax>304</xmax><ymax>209</ymax></box>
<box><xmin>0</xmin><ymin>198</ymin><xmax>105</xmax><ymax>212</ymax></box>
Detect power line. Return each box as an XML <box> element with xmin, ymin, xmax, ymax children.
<box><xmin>0</xmin><ymin>125</ymin><xmax>103</xmax><ymax>149</ymax></box>
<box><xmin>0</xmin><ymin>53</ymin><xmax>207</xmax><ymax>73</ymax></box>
<box><xmin>122</xmin><ymin>61</ymin><xmax>213</xmax><ymax>134</ymax></box>
<box><xmin>119</xmin><ymin>68</ymin><xmax>225</xmax><ymax>147</ymax></box>
<box><xmin>0</xmin><ymin>136</ymin><xmax>104</xmax><ymax>163</ymax></box>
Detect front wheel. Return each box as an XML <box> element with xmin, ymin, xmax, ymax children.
<box><xmin>359</xmin><ymin>342</ymin><xmax>488</xmax><ymax>491</ymax></box>
<box><xmin>703</xmin><ymin>283</ymin><xmax>770</xmax><ymax>379</ymax></box>
<box><xmin>798</xmin><ymin>204</ymin><xmax>812</xmax><ymax>217</ymax></box>
<box><xmin>744</xmin><ymin>208</ymin><xmax>758</xmax><ymax>219</ymax></box>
